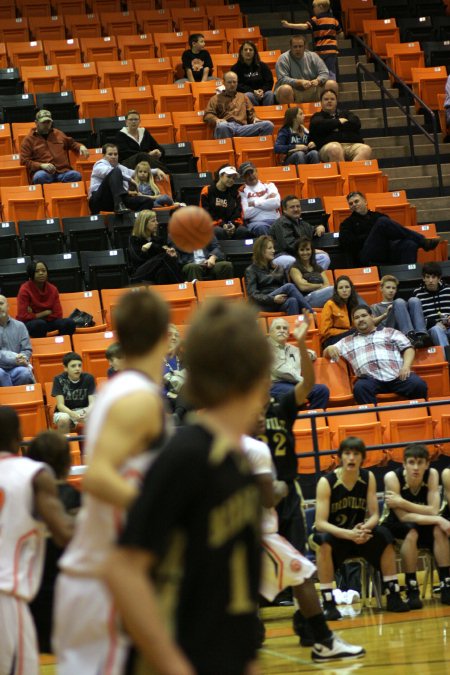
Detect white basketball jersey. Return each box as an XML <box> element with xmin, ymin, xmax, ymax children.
<box><xmin>60</xmin><ymin>370</ymin><xmax>163</xmax><ymax>576</ymax></box>
<box><xmin>242</xmin><ymin>435</ymin><xmax>279</xmax><ymax>535</ymax></box>
<box><xmin>0</xmin><ymin>455</ymin><xmax>46</xmax><ymax>601</ymax></box>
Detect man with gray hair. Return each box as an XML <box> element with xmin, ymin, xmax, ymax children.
<box><xmin>0</xmin><ymin>295</ymin><xmax>34</xmax><ymax>387</ymax></box>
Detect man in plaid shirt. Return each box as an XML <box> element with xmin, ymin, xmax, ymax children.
<box><xmin>323</xmin><ymin>305</ymin><xmax>427</xmax><ymax>404</ymax></box>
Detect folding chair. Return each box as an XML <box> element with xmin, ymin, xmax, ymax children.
<box><xmin>327</xmin><ymin>404</ymin><xmax>387</xmax><ymax>466</ymax></box>
<box><xmin>190</xmin><ymin>81</ymin><xmax>224</xmax><ymax>112</ymax></box>
<box><xmin>192</xmin><ymin>137</ymin><xmax>235</xmax><ymax>173</ymax></box>
<box><xmin>301</xmin><ymin>101</ymin><xmax>322</xmax><ymax>127</ymax></box>
<box><xmin>257</xmin><ymin>165</ymin><xmax>301</xmax><ymax>199</ymax></box>
<box><xmin>366</xmin><ymin>190</ymin><xmax>416</xmax><ymax>228</ymax></box>
<box><xmin>0</xmin><ymin>383</ymin><xmax>47</xmax><ymax>435</ymax></box>
<box><xmin>100</xmin><ymin>286</ymin><xmax>144</xmax><ymax>329</ymax></box>
<box><xmin>197</xmin><ymin>29</ymin><xmax>228</xmax><ymax>54</ymax></box>
<box><xmin>171</xmin><ymin>7</ymin><xmax>208</xmax><ymax>31</ymax></box>
<box><xmin>117</xmin><ymin>34</ymin><xmax>155</xmax><ymax>60</ymax></box>
<box><xmin>226</xmin><ymin>27</ymin><xmax>264</xmax><ymax>53</ymax></box>
<box><xmin>408</xmin><ymin>222</ymin><xmax>448</xmax><ymax>264</ymax></box>
<box><xmin>65</xmin><ymin>14</ymin><xmax>102</xmax><ymax>38</ymax></box>
<box><xmin>59</xmin><ymin>290</ymin><xmax>107</xmax><ymax>333</ymax></box>
<box><xmin>322</xmin><ymin>195</ymin><xmax>351</xmax><ymax>233</ymax></box>
<box><xmin>7</xmin><ymin>41</ymin><xmax>44</xmax><ymax>69</ymax></box>
<box><xmin>363</xmin><ymin>18</ymin><xmax>400</xmax><ymax>60</ymax></box>
<box><xmin>0</xmin><ymin>154</ymin><xmax>27</xmax><ymax>185</ymax></box>
<box><xmin>72</xmin><ymin>331</ymin><xmax>116</xmax><ymax>379</ymax></box>
<box><xmin>29</xmin><ymin>16</ymin><xmax>66</xmax><ymax>41</ymax></box>
<box><xmin>74</xmin><ymin>147</ymin><xmax>103</xmax><ymax>182</ymax></box>
<box><xmin>80</xmin><ymin>37</ymin><xmax>119</xmax><ymax>63</ymax></box>
<box><xmin>96</xmin><ymin>60</ymin><xmax>136</xmax><ymax>89</ymax></box>
<box><xmin>313</xmin><ymin>357</ymin><xmax>354</xmax><ymax>406</ymax></box>
<box><xmin>195</xmin><ymin>278</ymin><xmax>244</xmax><ymax>302</ymax></box>
<box><xmin>74</xmin><ymin>89</ymin><xmax>116</xmax><ymax>119</ymax></box>
<box><xmin>213</xmin><ymin>53</ymin><xmax>239</xmax><ymax>80</ymax></box>
<box><xmin>411</xmin><ymin>66</ymin><xmax>448</xmax><ymax>111</ymax></box>
<box><xmin>43</xmin><ymin>39</ymin><xmax>81</xmax><ymax>65</ymax></box>
<box><xmin>21</xmin><ymin>65</ymin><xmax>61</xmax><ymax>94</ymax></box>
<box><xmin>152</xmin><ymin>282</ymin><xmax>197</xmax><ymax>323</ymax></box>
<box><xmin>114</xmin><ymin>86</ymin><xmax>154</xmax><ymax>116</ymax></box>
<box><xmin>30</xmin><ymin>335</ymin><xmax>72</xmax><ymax>386</ymax></box>
<box><xmin>0</xmin><ymin>18</ymin><xmax>30</xmax><ymax>43</ymax></box>
<box><xmin>43</xmin><ymin>182</ymin><xmax>88</xmax><ymax>220</ymax></box>
<box><xmin>341</xmin><ymin>0</ymin><xmax>376</xmax><ymax>35</ymax></box>
<box><xmin>140</xmin><ymin>113</ymin><xmax>175</xmax><ymax>144</ymax></box>
<box><xmin>154</xmin><ymin>32</ymin><xmax>188</xmax><ymax>58</ymax></box>
<box><xmin>338</xmin><ymin>160</ymin><xmax>388</xmax><ymax>194</ymax></box>
<box><xmin>172</xmin><ymin>110</ymin><xmax>210</xmax><ymax>142</ymax></box>
<box><xmin>298</xmin><ymin>163</ymin><xmax>345</xmax><ymax>200</ymax></box>
<box><xmin>385</xmin><ymin>42</ymin><xmax>424</xmax><ymax>85</ymax></box>
<box><xmin>258</xmin><ymin>50</ymin><xmax>281</xmax><ymax>77</ymax></box>
<box><xmin>412</xmin><ymin>346</ymin><xmax>450</xmax><ymax>399</ymax></box>
<box><xmin>153</xmin><ymin>83</ymin><xmax>194</xmax><ymax>113</ymax></box>
<box><xmin>11</xmin><ymin>122</ymin><xmax>35</xmax><ymax>154</ymax></box>
<box><xmin>253</xmin><ymin>104</ymin><xmax>287</xmax><ymax>136</ymax></box>
<box><xmin>134</xmin><ymin>58</ymin><xmax>174</xmax><ymax>86</ymax></box>
<box><xmin>293</xmin><ymin>412</ymin><xmax>334</xmax><ymax>474</ymax></box>
<box><xmin>209</xmin><ymin>4</ymin><xmax>244</xmax><ymax>29</ymax></box>
<box><xmin>334</xmin><ymin>266</ymin><xmax>381</xmax><ymax>304</ymax></box>
<box><xmin>100</xmin><ymin>11</ymin><xmax>138</xmax><ymax>36</ymax></box>
<box><xmin>53</xmin><ymin>0</ymin><xmax>86</xmax><ymax>14</ymax></box>
<box><xmin>59</xmin><ymin>63</ymin><xmax>99</xmax><ymax>91</ymax></box>
<box><xmin>18</xmin><ymin>218</ymin><xmax>64</xmax><ymax>255</ymax></box>
<box><xmin>1</xmin><ymin>185</ymin><xmax>45</xmax><ymax>222</ymax></box>
<box><xmin>137</xmin><ymin>9</ymin><xmax>173</xmax><ymax>34</ymax></box>
<box><xmin>232</xmin><ymin>135</ymin><xmax>275</xmax><ymax>168</ymax></box>
<box><xmin>378</xmin><ymin>399</ymin><xmax>433</xmax><ymax>462</ymax></box>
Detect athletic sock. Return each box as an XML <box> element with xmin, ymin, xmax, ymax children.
<box><xmin>438</xmin><ymin>567</ymin><xmax>450</xmax><ymax>583</ymax></box>
<box><xmin>405</xmin><ymin>572</ymin><xmax>418</xmax><ymax>588</ymax></box>
<box><xmin>308</xmin><ymin>612</ymin><xmax>333</xmax><ymax>643</ymax></box>
<box><xmin>320</xmin><ymin>584</ymin><xmax>335</xmax><ymax>604</ymax></box>
<box><xmin>383</xmin><ymin>578</ymin><xmax>400</xmax><ymax>594</ymax></box>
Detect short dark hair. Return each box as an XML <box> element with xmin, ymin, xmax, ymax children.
<box><xmin>183</xmin><ymin>299</ymin><xmax>272</xmax><ymax>408</ymax></box>
<box><xmin>189</xmin><ymin>33</ymin><xmax>204</xmax><ymax>48</ymax></box>
<box><xmin>125</xmin><ymin>109</ymin><xmax>140</xmax><ymax>119</ymax></box>
<box><xmin>351</xmin><ymin>303</ymin><xmax>372</xmax><ymax>318</ymax></box>
<box><xmin>282</xmin><ymin>194</ymin><xmax>300</xmax><ymax>211</ymax></box>
<box><xmin>63</xmin><ymin>352</ymin><xmax>82</xmax><ymax>367</ymax></box>
<box><xmin>404</xmin><ymin>443</ymin><xmax>430</xmax><ymax>461</ymax></box>
<box><xmin>0</xmin><ymin>406</ymin><xmax>21</xmax><ymax>452</ymax></box>
<box><xmin>27</xmin><ymin>430</ymin><xmax>71</xmax><ymax>479</ymax></box>
<box><xmin>422</xmin><ymin>262</ymin><xmax>442</xmax><ymax>278</ymax></box>
<box><xmin>114</xmin><ymin>290</ymin><xmax>169</xmax><ymax>357</ymax></box>
<box><xmin>290</xmin><ymin>35</ymin><xmax>306</xmax><ymax>46</ymax></box>
<box><xmin>102</xmin><ymin>142</ymin><xmax>118</xmax><ymax>155</ymax></box>
<box><xmin>27</xmin><ymin>259</ymin><xmax>49</xmax><ymax>280</ymax></box>
<box><xmin>320</xmin><ymin>88</ymin><xmax>338</xmax><ymax>101</ymax></box>
<box><xmin>337</xmin><ymin>436</ymin><xmax>367</xmax><ymax>461</ymax></box>
<box><xmin>105</xmin><ymin>342</ymin><xmax>123</xmax><ymax>360</ymax></box>
<box><xmin>346</xmin><ymin>191</ymin><xmax>365</xmax><ymax>201</ymax></box>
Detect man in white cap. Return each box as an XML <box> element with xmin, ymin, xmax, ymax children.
<box><xmin>20</xmin><ymin>109</ymin><xmax>90</xmax><ymax>184</ymax></box>
<box><xmin>200</xmin><ymin>164</ymin><xmax>250</xmax><ymax>239</ymax></box>
<box><xmin>239</xmin><ymin>161</ymin><xmax>281</xmax><ymax>236</ymax></box>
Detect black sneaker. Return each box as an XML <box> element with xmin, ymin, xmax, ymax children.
<box><xmin>440</xmin><ymin>579</ymin><xmax>450</xmax><ymax>605</ymax></box>
<box><xmin>292</xmin><ymin>610</ymin><xmax>315</xmax><ymax>647</ymax></box>
<box><xmin>386</xmin><ymin>591</ymin><xmax>410</xmax><ymax>613</ymax></box>
<box><xmin>422</xmin><ymin>237</ymin><xmax>441</xmax><ymax>252</ymax></box>
<box><xmin>323</xmin><ymin>600</ymin><xmax>342</xmax><ymax>621</ymax></box>
<box><xmin>406</xmin><ymin>585</ymin><xmax>423</xmax><ymax>610</ymax></box>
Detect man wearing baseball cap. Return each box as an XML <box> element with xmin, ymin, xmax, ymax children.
<box><xmin>200</xmin><ymin>164</ymin><xmax>251</xmax><ymax>240</ymax></box>
<box><xmin>20</xmin><ymin>109</ymin><xmax>90</xmax><ymax>184</ymax></box>
<box><xmin>239</xmin><ymin>162</ymin><xmax>281</xmax><ymax>236</ymax></box>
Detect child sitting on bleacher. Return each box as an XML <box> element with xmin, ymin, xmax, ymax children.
<box><xmin>131</xmin><ymin>161</ymin><xmax>175</xmax><ymax>208</ymax></box>
<box><xmin>105</xmin><ymin>342</ymin><xmax>124</xmax><ymax>379</ymax></box>
<box><xmin>52</xmin><ymin>352</ymin><xmax>96</xmax><ymax>434</ymax></box>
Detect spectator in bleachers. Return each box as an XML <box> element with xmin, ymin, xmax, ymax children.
<box><xmin>105</xmin><ymin>342</ymin><xmax>124</xmax><ymax>379</ymax></box>
<box><xmin>16</xmin><ymin>261</ymin><xmax>76</xmax><ymax>339</ymax></box>
<box><xmin>179</xmin><ymin>33</ymin><xmax>215</xmax><ymax>83</ymax></box>
<box><xmin>281</xmin><ymin>0</ymin><xmax>344</xmax><ymax>82</ymax></box>
<box><xmin>114</xmin><ymin>110</ymin><xmax>168</xmax><ymax>172</ymax></box>
<box><xmin>20</xmin><ymin>109</ymin><xmax>89</xmax><ymax>185</ymax></box>
<box><xmin>200</xmin><ymin>165</ymin><xmax>250</xmax><ymax>239</ymax></box>
<box><xmin>323</xmin><ymin>304</ymin><xmax>428</xmax><ymax>404</ymax></box>
<box><xmin>132</xmin><ymin>161</ymin><xmax>175</xmax><ymax>208</ymax></box>
<box><xmin>203</xmin><ymin>71</ymin><xmax>275</xmax><ymax>139</ymax></box>
<box><xmin>442</xmin><ymin>468</ymin><xmax>450</xmax><ymax>522</ymax></box>
<box><xmin>444</xmin><ymin>74</ymin><xmax>450</xmax><ymax>129</ymax></box>
<box><xmin>274</xmin><ymin>36</ymin><xmax>336</xmax><ymax>104</ymax></box>
<box><xmin>239</xmin><ymin>161</ymin><xmax>280</xmax><ymax>236</ymax></box>
<box><xmin>289</xmin><ymin>237</ymin><xmax>334</xmax><ymax>307</ymax></box>
<box><xmin>309</xmin><ymin>90</ymin><xmax>372</xmax><ymax>161</ymax></box>
<box><xmin>129</xmin><ymin>210</ymin><xmax>183</xmax><ymax>285</ymax></box>
<box><xmin>371</xmin><ymin>274</ymin><xmax>430</xmax><ymax>349</ymax></box>
<box><xmin>175</xmin><ymin>234</ymin><xmax>234</xmax><ymax>281</ymax></box>
<box><xmin>275</xmin><ymin>106</ymin><xmax>320</xmax><ymax>165</ymax></box>
<box><xmin>270</xmin><ymin>194</ymin><xmax>330</xmax><ymax>270</ymax></box>
<box><xmin>163</xmin><ymin>324</ymin><xmax>186</xmax><ymax>412</ymax></box>
<box><xmin>231</xmin><ymin>41</ymin><xmax>275</xmax><ymax>106</ymax></box>
<box><xmin>52</xmin><ymin>351</ymin><xmax>95</xmax><ymax>434</ymax></box>
<box><xmin>88</xmin><ymin>143</ymin><xmax>166</xmax><ymax>215</ymax></box>
<box><xmin>319</xmin><ymin>275</ymin><xmax>358</xmax><ymax>348</ymax></box>
<box><xmin>339</xmin><ymin>191</ymin><xmax>440</xmax><ymax>267</ymax></box>
<box><xmin>245</xmin><ymin>235</ymin><xmax>313</xmax><ymax>314</ymax></box>
<box><xmin>0</xmin><ymin>294</ymin><xmax>34</xmax><ymax>387</ymax></box>
<box><xmin>413</xmin><ymin>262</ymin><xmax>450</xmax><ymax>347</ymax></box>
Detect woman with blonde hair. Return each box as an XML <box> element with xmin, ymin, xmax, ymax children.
<box><xmin>129</xmin><ymin>209</ymin><xmax>183</xmax><ymax>284</ymax></box>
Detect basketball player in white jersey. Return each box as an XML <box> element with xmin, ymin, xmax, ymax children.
<box><xmin>53</xmin><ymin>290</ymin><xmax>170</xmax><ymax>675</ymax></box>
<box><xmin>0</xmin><ymin>406</ymin><xmax>73</xmax><ymax>675</ymax></box>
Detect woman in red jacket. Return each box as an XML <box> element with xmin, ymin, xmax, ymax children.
<box><xmin>16</xmin><ymin>261</ymin><xmax>76</xmax><ymax>338</ymax></box>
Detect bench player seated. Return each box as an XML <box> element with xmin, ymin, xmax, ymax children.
<box><xmin>311</xmin><ymin>436</ymin><xmax>410</xmax><ymax>620</ymax></box>
<box><xmin>382</xmin><ymin>443</ymin><xmax>450</xmax><ymax>609</ymax></box>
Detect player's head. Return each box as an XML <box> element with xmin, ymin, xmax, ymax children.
<box><xmin>403</xmin><ymin>443</ymin><xmax>430</xmax><ymax>479</ymax></box>
<box><xmin>183</xmin><ymin>299</ymin><xmax>272</xmax><ymax>427</ymax></box>
<box><xmin>62</xmin><ymin>352</ymin><xmax>83</xmax><ymax>381</ymax></box>
<box><xmin>404</xmin><ymin>443</ymin><xmax>430</xmax><ymax>462</ymax></box>
<box><xmin>114</xmin><ymin>290</ymin><xmax>170</xmax><ymax>358</ymax></box>
<box><xmin>27</xmin><ymin>430</ymin><xmax>71</xmax><ymax>479</ymax></box>
<box><xmin>337</xmin><ymin>436</ymin><xmax>366</xmax><ymax>462</ymax></box>
<box><xmin>0</xmin><ymin>406</ymin><xmax>22</xmax><ymax>453</ymax></box>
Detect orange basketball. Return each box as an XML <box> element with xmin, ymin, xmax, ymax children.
<box><xmin>169</xmin><ymin>206</ymin><xmax>214</xmax><ymax>252</ymax></box>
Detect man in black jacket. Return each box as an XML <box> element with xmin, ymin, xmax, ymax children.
<box><xmin>200</xmin><ymin>165</ymin><xmax>250</xmax><ymax>240</ymax></box>
<box><xmin>339</xmin><ymin>191</ymin><xmax>440</xmax><ymax>267</ymax></box>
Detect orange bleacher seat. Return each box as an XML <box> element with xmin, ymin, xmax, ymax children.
<box><xmin>322</xmin><ymin>195</ymin><xmax>351</xmax><ymax>232</ymax></box>
<box><xmin>75</xmin><ymin>88</ymin><xmax>116</xmax><ymax>119</ymax></box>
<box><xmin>0</xmin><ymin>126</ymin><xmax>13</xmax><ymax>156</ymax></box>
<box><xmin>257</xmin><ymin>165</ymin><xmax>301</xmax><ymax>199</ymax></box>
<box><xmin>137</xmin><ymin>9</ymin><xmax>173</xmax><ymax>34</ymax></box>
<box><xmin>18</xmin><ymin>0</ymin><xmax>51</xmax><ymax>18</ymax></box>
<box><xmin>209</xmin><ymin>4</ymin><xmax>244</xmax><ymax>29</ymax></box>
<box><xmin>313</xmin><ymin>357</ymin><xmax>354</xmax><ymax>406</ymax></box>
<box><xmin>0</xmin><ymin>0</ymin><xmax>16</xmax><ymax>19</ymax></box>
<box><xmin>226</xmin><ymin>27</ymin><xmax>264</xmax><ymax>54</ymax></box>
<box><xmin>30</xmin><ymin>335</ymin><xmax>72</xmax><ymax>386</ymax></box>
<box><xmin>412</xmin><ymin>346</ymin><xmax>450</xmax><ymax>399</ymax></box>
<box><xmin>300</xmin><ymin>101</ymin><xmax>322</xmax><ymax>127</ymax></box>
<box><xmin>152</xmin><ymin>282</ymin><xmax>197</xmax><ymax>323</ymax></box>
<box><xmin>385</xmin><ymin>42</ymin><xmax>424</xmax><ymax>85</ymax></box>
<box><xmin>195</xmin><ymin>277</ymin><xmax>243</xmax><ymax>302</ymax></box>
<box><xmin>90</xmin><ymin>0</ymin><xmax>121</xmax><ymax>12</ymax></box>
<box><xmin>54</xmin><ymin>0</ymin><xmax>86</xmax><ymax>15</ymax></box>
<box><xmin>74</xmin><ymin>147</ymin><xmax>103</xmax><ymax>182</ymax></box>
<box><xmin>171</xmin><ymin>6</ymin><xmax>208</xmax><ymax>31</ymax></box>
<box><xmin>11</xmin><ymin>122</ymin><xmax>34</xmax><ymax>153</ymax></box>
<box><xmin>80</xmin><ymin>36</ymin><xmax>119</xmax><ymax>63</ymax></box>
<box><xmin>254</xmin><ymin>104</ymin><xmax>287</xmax><ymax>136</ymax></box>
<box><xmin>117</xmin><ymin>34</ymin><xmax>155</xmax><ymax>60</ymax></box>
<box><xmin>114</xmin><ymin>86</ymin><xmax>154</xmax><ymax>116</ymax></box>
<box><xmin>29</xmin><ymin>16</ymin><xmax>66</xmax><ymax>41</ymax></box>
<box><xmin>429</xmin><ymin>397</ymin><xmax>450</xmax><ymax>456</ymax></box>
<box><xmin>140</xmin><ymin>113</ymin><xmax>175</xmax><ymax>143</ymax></box>
<box><xmin>213</xmin><ymin>53</ymin><xmax>239</xmax><ymax>80</ymax></box>
<box><xmin>135</xmin><ymin>58</ymin><xmax>174</xmax><ymax>86</ymax></box>
<box><xmin>59</xmin><ymin>62</ymin><xmax>99</xmax><ymax>91</ymax></box>
<box><xmin>193</xmin><ymin>137</ymin><xmax>235</xmax><ymax>172</ymax></box>
<box><xmin>258</xmin><ymin>50</ymin><xmax>281</xmax><ymax>76</ymax></box>
<box><xmin>198</xmin><ymin>29</ymin><xmax>228</xmax><ymax>55</ymax></box>
<box><xmin>59</xmin><ymin>290</ymin><xmax>107</xmax><ymax>333</ymax></box>
<box><xmin>160</xmin><ymin>0</ymin><xmax>190</xmax><ymax>7</ymax></box>
<box><xmin>0</xmin><ymin>44</ymin><xmax>7</xmax><ymax>69</ymax></box>
<box><xmin>100</xmin><ymin>286</ymin><xmax>144</xmax><ymax>329</ymax></box>
<box><xmin>1</xmin><ymin>185</ymin><xmax>45</xmax><ymax>222</ymax></box>
<box><xmin>21</xmin><ymin>65</ymin><xmax>60</xmax><ymax>93</ymax></box>
<box><xmin>172</xmin><ymin>110</ymin><xmax>210</xmax><ymax>142</ymax></box>
<box><xmin>43</xmin><ymin>182</ymin><xmax>88</xmax><ymax>220</ymax></box>
<box><xmin>153</xmin><ymin>83</ymin><xmax>194</xmax><ymax>113</ymax></box>
<box><xmin>0</xmin><ymin>154</ymin><xmax>28</xmax><ymax>185</ymax></box>
<box><xmin>293</xmin><ymin>412</ymin><xmax>334</xmax><ymax>474</ymax></box>
<box><xmin>298</xmin><ymin>162</ymin><xmax>345</xmax><ymax>199</ymax></box>
<box><xmin>154</xmin><ymin>31</ymin><xmax>188</xmax><ymax>58</ymax></box>
<box><xmin>0</xmin><ymin>383</ymin><xmax>47</xmax><ymax>435</ymax></box>
<box><xmin>334</xmin><ymin>265</ymin><xmax>380</xmax><ymax>304</ymax></box>
<box><xmin>127</xmin><ymin>0</ymin><xmax>157</xmax><ymax>9</ymax></box>
<box><xmin>65</xmin><ymin>14</ymin><xmax>102</xmax><ymax>38</ymax></box>
<box><xmin>7</xmin><ymin>41</ymin><xmax>44</xmax><ymax>68</ymax></box>
<box><xmin>341</xmin><ymin>0</ymin><xmax>377</xmax><ymax>35</ymax></box>
<box><xmin>72</xmin><ymin>331</ymin><xmax>115</xmax><ymax>379</ymax></box>
<box><xmin>96</xmin><ymin>60</ymin><xmax>136</xmax><ymax>88</ymax></box>
<box><xmin>411</xmin><ymin>66</ymin><xmax>448</xmax><ymax>111</ymax></box>
<box><xmin>408</xmin><ymin>223</ymin><xmax>448</xmax><ymax>263</ymax></box>
<box><xmin>363</xmin><ymin>18</ymin><xmax>400</xmax><ymax>60</ymax></box>
<box><xmin>339</xmin><ymin>159</ymin><xmax>387</xmax><ymax>194</ymax></box>
<box><xmin>43</xmin><ymin>39</ymin><xmax>81</xmax><ymax>65</ymax></box>
<box><xmin>366</xmin><ymin>190</ymin><xmax>416</xmax><ymax>227</ymax></box>
<box><xmin>0</xmin><ymin>18</ymin><xmax>30</xmax><ymax>43</ymax></box>
<box><xmin>327</xmin><ymin>404</ymin><xmax>386</xmax><ymax>466</ymax></box>
<box><xmin>377</xmin><ymin>399</ymin><xmax>433</xmax><ymax>462</ymax></box>
<box><xmin>233</xmin><ymin>135</ymin><xmax>275</xmax><ymax>168</ymax></box>
<box><xmin>100</xmin><ymin>11</ymin><xmax>137</xmax><ymax>36</ymax></box>
<box><xmin>190</xmin><ymin>81</ymin><xmax>224</xmax><ymax>112</ymax></box>
<box><xmin>267</xmin><ymin>313</ymin><xmax>320</xmax><ymax>353</ymax></box>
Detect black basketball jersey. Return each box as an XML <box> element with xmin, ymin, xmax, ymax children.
<box><xmin>120</xmin><ymin>421</ymin><xmax>262</xmax><ymax>675</ymax></box>
<box><xmin>258</xmin><ymin>391</ymin><xmax>298</xmax><ymax>482</ymax></box>
<box><xmin>382</xmin><ymin>467</ymin><xmax>431</xmax><ymax>525</ymax></box>
<box><xmin>325</xmin><ymin>467</ymin><xmax>370</xmax><ymax>530</ymax></box>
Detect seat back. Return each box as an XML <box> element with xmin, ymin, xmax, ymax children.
<box><xmin>59</xmin><ymin>290</ymin><xmax>107</xmax><ymax>333</ymax></box>
<box><xmin>195</xmin><ymin>277</ymin><xmax>243</xmax><ymax>302</ymax></box>
<box><xmin>327</xmin><ymin>404</ymin><xmax>386</xmax><ymax>466</ymax></box>
<box><xmin>232</xmin><ymin>135</ymin><xmax>275</xmax><ymax>168</ymax></box>
<box><xmin>192</xmin><ymin>138</ymin><xmax>235</xmax><ymax>173</ymax></box>
<box><xmin>72</xmin><ymin>331</ymin><xmax>116</xmax><ymax>379</ymax></box>
<box><xmin>293</xmin><ymin>411</ymin><xmax>334</xmax><ymax>474</ymax></box>
<box><xmin>412</xmin><ymin>346</ymin><xmax>450</xmax><ymax>398</ymax></box>
<box><xmin>0</xmin><ymin>383</ymin><xmax>47</xmax><ymax>436</ymax></box>
<box><xmin>377</xmin><ymin>399</ymin><xmax>432</xmax><ymax>462</ymax></box>
<box><xmin>31</xmin><ymin>335</ymin><xmax>72</xmax><ymax>386</ymax></box>
<box><xmin>365</xmin><ymin>190</ymin><xmax>416</xmax><ymax>227</ymax></box>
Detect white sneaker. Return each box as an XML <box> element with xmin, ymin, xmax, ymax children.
<box><xmin>312</xmin><ymin>634</ymin><xmax>366</xmax><ymax>662</ymax></box>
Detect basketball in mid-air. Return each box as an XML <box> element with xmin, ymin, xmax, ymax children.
<box><xmin>169</xmin><ymin>206</ymin><xmax>214</xmax><ymax>252</ymax></box>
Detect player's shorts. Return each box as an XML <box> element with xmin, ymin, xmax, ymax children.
<box><xmin>310</xmin><ymin>525</ymin><xmax>394</xmax><ymax>570</ymax></box>
<box><xmin>0</xmin><ymin>593</ymin><xmax>39</xmax><ymax>675</ymax></box>
<box><xmin>260</xmin><ymin>533</ymin><xmax>316</xmax><ymax>602</ymax></box>
<box><xmin>53</xmin><ymin>574</ymin><xmax>129</xmax><ymax>675</ymax></box>
<box><xmin>383</xmin><ymin>521</ymin><xmax>435</xmax><ymax>550</ymax></box>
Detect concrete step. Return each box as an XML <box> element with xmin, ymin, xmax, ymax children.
<box><xmin>410</xmin><ymin>196</ymin><xmax>450</xmax><ymax>224</ymax></box>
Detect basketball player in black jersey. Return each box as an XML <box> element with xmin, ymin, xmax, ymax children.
<box><xmin>104</xmin><ymin>300</ymin><xmax>273</xmax><ymax>675</ymax></box>
<box><xmin>383</xmin><ymin>444</ymin><xmax>450</xmax><ymax>608</ymax></box>
<box><xmin>312</xmin><ymin>436</ymin><xmax>409</xmax><ymax>620</ymax></box>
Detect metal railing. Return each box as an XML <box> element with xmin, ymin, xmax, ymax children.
<box><xmin>351</xmin><ymin>34</ymin><xmax>444</xmax><ymax>195</ymax></box>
